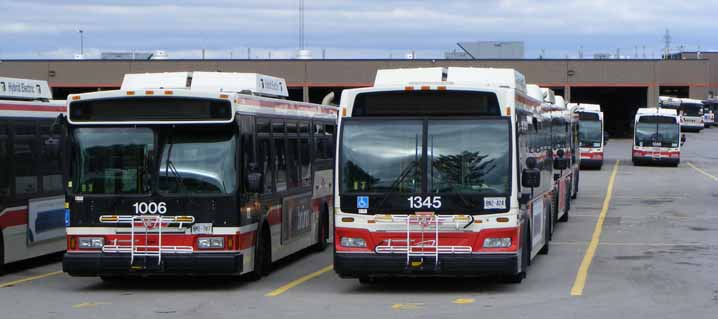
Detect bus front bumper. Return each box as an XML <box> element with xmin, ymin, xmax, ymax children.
<box><xmin>579</xmin><ymin>158</ymin><xmax>603</xmax><ymax>168</ymax></box>
<box><xmin>632</xmin><ymin>156</ymin><xmax>679</xmax><ymax>166</ymax></box>
<box><xmin>63</xmin><ymin>252</ymin><xmax>243</xmax><ymax>276</ymax></box>
<box><xmin>334</xmin><ymin>252</ymin><xmax>519</xmax><ymax>278</ymax></box>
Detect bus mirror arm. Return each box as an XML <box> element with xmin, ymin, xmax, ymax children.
<box><xmin>681</xmin><ymin>134</ymin><xmax>687</xmax><ymax>146</ymax></box>
<box><xmin>518</xmin><ymin>193</ymin><xmax>531</xmax><ymax>207</ymax></box>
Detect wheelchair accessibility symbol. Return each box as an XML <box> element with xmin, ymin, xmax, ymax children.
<box><xmin>357</xmin><ymin>196</ymin><xmax>369</xmax><ymax>209</ymax></box>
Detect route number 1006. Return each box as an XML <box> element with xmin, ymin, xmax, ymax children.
<box><xmin>407</xmin><ymin>196</ymin><xmax>442</xmax><ymax>209</ymax></box>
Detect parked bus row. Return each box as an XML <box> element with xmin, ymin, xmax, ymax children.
<box><xmin>2</xmin><ymin>69</ymin><xmax>690</xmax><ymax>282</ymax></box>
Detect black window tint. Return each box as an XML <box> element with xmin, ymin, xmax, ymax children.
<box><xmin>257</xmin><ymin>138</ymin><xmax>274</xmax><ymax>193</ymax></box>
<box><xmin>13</xmin><ymin>121</ymin><xmax>38</xmax><ymax>196</ymax></box>
<box><xmin>274</xmin><ymin>137</ymin><xmax>287</xmax><ymax>192</ymax></box>
<box><xmin>38</xmin><ymin>120</ymin><xmax>63</xmax><ymax>193</ymax></box>
<box><xmin>300</xmin><ymin>138</ymin><xmax>312</xmax><ymax>187</ymax></box>
<box><xmin>0</xmin><ymin>120</ymin><xmax>9</xmax><ymax>201</ymax></box>
<box><xmin>257</xmin><ymin>119</ymin><xmax>271</xmax><ymax>134</ymax></box>
<box><xmin>317</xmin><ymin>138</ymin><xmax>329</xmax><ymax>160</ymax></box>
<box><xmin>299</xmin><ymin>122</ymin><xmax>309</xmax><ymax>134</ymax></box>
<box><xmin>287</xmin><ymin>138</ymin><xmax>300</xmax><ymax>188</ymax></box>
<box><xmin>286</xmin><ymin>122</ymin><xmax>298</xmax><ymax>134</ymax></box>
<box><xmin>272</xmin><ymin>121</ymin><xmax>285</xmax><ymax>135</ymax></box>
<box><xmin>325</xmin><ymin>124</ymin><xmax>335</xmax><ymax>136</ymax></box>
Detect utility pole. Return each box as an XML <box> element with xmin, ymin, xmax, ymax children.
<box><xmin>78</xmin><ymin>29</ymin><xmax>84</xmax><ymax>56</ymax></box>
<box><xmin>663</xmin><ymin>29</ymin><xmax>671</xmax><ymax>59</ymax></box>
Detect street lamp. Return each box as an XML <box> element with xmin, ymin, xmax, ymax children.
<box><xmin>78</xmin><ymin>30</ymin><xmax>84</xmax><ymax>56</ymax></box>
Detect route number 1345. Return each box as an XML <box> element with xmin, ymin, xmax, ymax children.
<box><xmin>407</xmin><ymin>196</ymin><xmax>442</xmax><ymax>209</ymax></box>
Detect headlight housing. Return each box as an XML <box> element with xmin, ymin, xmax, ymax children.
<box><xmin>340</xmin><ymin>237</ymin><xmax>367</xmax><ymax>248</ymax></box>
<box><xmin>483</xmin><ymin>237</ymin><xmax>512</xmax><ymax>248</ymax></box>
<box><xmin>78</xmin><ymin>237</ymin><xmax>104</xmax><ymax>249</ymax></box>
<box><xmin>197</xmin><ymin>237</ymin><xmax>225</xmax><ymax>249</ymax></box>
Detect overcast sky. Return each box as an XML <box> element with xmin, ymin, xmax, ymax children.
<box><xmin>1</xmin><ymin>0</ymin><xmax>715</xmax><ymax>59</ymax></box>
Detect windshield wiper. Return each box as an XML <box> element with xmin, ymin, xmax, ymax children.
<box><xmin>164</xmin><ymin>138</ymin><xmax>186</xmax><ymax>193</ymax></box>
<box><xmin>374</xmin><ymin>159</ymin><xmax>420</xmax><ymax>210</ymax></box>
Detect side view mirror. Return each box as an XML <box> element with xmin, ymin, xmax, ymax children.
<box><xmin>522</xmin><ymin>157</ymin><xmax>540</xmax><ymax>188</ymax></box>
<box><xmin>604</xmin><ymin>131</ymin><xmax>610</xmax><ymax>144</ymax></box>
<box><xmin>681</xmin><ymin>134</ymin><xmax>687</xmax><ymax>146</ymax></box>
<box><xmin>247</xmin><ymin>163</ymin><xmax>263</xmax><ymax>193</ymax></box>
<box><xmin>553</xmin><ymin>150</ymin><xmax>569</xmax><ymax>170</ymax></box>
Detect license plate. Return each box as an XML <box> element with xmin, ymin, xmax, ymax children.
<box><xmin>191</xmin><ymin>223</ymin><xmax>213</xmax><ymax>234</ymax></box>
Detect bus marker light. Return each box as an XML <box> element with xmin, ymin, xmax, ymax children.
<box><xmin>164</xmin><ymin>90</ymin><xmax>173</xmax><ymax>95</ymax></box>
<box><xmin>145</xmin><ymin>90</ymin><xmax>154</xmax><ymax>95</ymax></box>
<box><xmin>227</xmin><ymin>238</ymin><xmax>234</xmax><ymax>250</ymax></box>
<box><xmin>496</xmin><ymin>217</ymin><xmax>509</xmax><ymax>223</ymax></box>
<box><xmin>69</xmin><ymin>237</ymin><xmax>77</xmax><ymax>250</ymax></box>
<box><xmin>420</xmin><ymin>86</ymin><xmax>431</xmax><ymax>91</ymax></box>
<box><xmin>341</xmin><ymin>217</ymin><xmax>354</xmax><ymax>223</ymax></box>
<box><xmin>342</xmin><ymin>108</ymin><xmax>347</xmax><ymax>117</ymax></box>
<box><xmin>176</xmin><ymin>216</ymin><xmax>194</xmax><ymax>223</ymax></box>
<box><xmin>71</xmin><ymin>95</ymin><xmax>81</xmax><ymax>100</ymax></box>
<box><xmin>404</xmin><ymin>86</ymin><xmax>414</xmax><ymax>91</ymax></box>
<box><xmin>100</xmin><ymin>216</ymin><xmax>119</xmax><ymax>222</ymax></box>
<box><xmin>126</xmin><ymin>91</ymin><xmax>135</xmax><ymax>96</ymax></box>
<box><xmin>437</xmin><ymin>86</ymin><xmax>447</xmax><ymax>91</ymax></box>
<box><xmin>505</xmin><ymin>107</ymin><xmax>512</xmax><ymax>116</ymax></box>
<box><xmin>64</xmin><ymin>202</ymin><xmax>70</xmax><ymax>209</ymax></box>
<box><xmin>410</xmin><ymin>260</ymin><xmax>423</xmax><ymax>267</ymax></box>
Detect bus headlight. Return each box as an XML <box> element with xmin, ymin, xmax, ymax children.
<box><xmin>197</xmin><ymin>237</ymin><xmax>224</xmax><ymax>249</ymax></box>
<box><xmin>340</xmin><ymin>237</ymin><xmax>367</xmax><ymax>248</ymax></box>
<box><xmin>78</xmin><ymin>237</ymin><xmax>104</xmax><ymax>249</ymax></box>
<box><xmin>483</xmin><ymin>237</ymin><xmax>511</xmax><ymax>248</ymax></box>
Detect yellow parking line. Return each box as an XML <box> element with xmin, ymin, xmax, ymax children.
<box><xmin>570</xmin><ymin>160</ymin><xmax>620</xmax><ymax>296</ymax></box>
<box><xmin>687</xmin><ymin>162</ymin><xmax>718</xmax><ymax>182</ymax></box>
<box><xmin>0</xmin><ymin>271</ymin><xmax>63</xmax><ymax>288</ymax></box>
<box><xmin>265</xmin><ymin>265</ymin><xmax>333</xmax><ymax>297</ymax></box>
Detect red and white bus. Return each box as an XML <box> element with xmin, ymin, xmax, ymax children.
<box><xmin>1</xmin><ymin>77</ymin><xmax>66</xmax><ymax>273</ymax></box>
<box><xmin>570</xmin><ymin>103</ymin><xmax>604</xmax><ymax>169</ymax></box>
<box><xmin>632</xmin><ymin>108</ymin><xmax>684</xmax><ymax>166</ymax></box>
<box><xmin>334</xmin><ymin>67</ymin><xmax>555</xmax><ymax>283</ymax></box>
<box><xmin>61</xmin><ymin>72</ymin><xmax>337</xmax><ymax>280</ymax></box>
<box><xmin>660</xmin><ymin>96</ymin><xmax>704</xmax><ymax>132</ymax></box>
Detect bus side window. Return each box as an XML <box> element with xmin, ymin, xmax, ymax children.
<box><xmin>256</xmin><ymin>119</ymin><xmax>273</xmax><ymax>193</ymax></box>
<box><xmin>38</xmin><ymin>120</ymin><xmax>63</xmax><ymax>194</ymax></box>
<box><xmin>325</xmin><ymin>124</ymin><xmax>336</xmax><ymax>159</ymax></box>
<box><xmin>0</xmin><ymin>120</ymin><xmax>10</xmax><ymax>201</ymax></box>
<box><xmin>272</xmin><ymin>120</ymin><xmax>288</xmax><ymax>192</ymax></box>
<box><xmin>299</xmin><ymin>121</ymin><xmax>311</xmax><ymax>187</ymax></box>
<box><xmin>12</xmin><ymin>120</ymin><xmax>39</xmax><ymax>196</ymax></box>
<box><xmin>286</xmin><ymin>121</ymin><xmax>300</xmax><ymax>189</ymax></box>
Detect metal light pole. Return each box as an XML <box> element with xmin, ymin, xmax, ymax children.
<box><xmin>78</xmin><ymin>30</ymin><xmax>84</xmax><ymax>56</ymax></box>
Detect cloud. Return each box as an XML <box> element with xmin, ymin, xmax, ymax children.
<box><xmin>0</xmin><ymin>0</ymin><xmax>714</xmax><ymax>59</ymax></box>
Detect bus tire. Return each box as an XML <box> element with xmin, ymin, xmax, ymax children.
<box><xmin>571</xmin><ymin>172</ymin><xmax>579</xmax><ymax>199</ymax></box>
<box><xmin>313</xmin><ymin>206</ymin><xmax>329</xmax><ymax>252</ymax></box>
<box><xmin>246</xmin><ymin>222</ymin><xmax>271</xmax><ymax>281</ymax></box>
<box><xmin>0</xmin><ymin>229</ymin><xmax>4</xmax><ymax>275</ymax></box>
<box><xmin>559</xmin><ymin>188</ymin><xmax>570</xmax><ymax>222</ymax></box>
<box><xmin>539</xmin><ymin>206</ymin><xmax>550</xmax><ymax>255</ymax></box>
<box><xmin>502</xmin><ymin>223</ymin><xmax>529</xmax><ymax>284</ymax></box>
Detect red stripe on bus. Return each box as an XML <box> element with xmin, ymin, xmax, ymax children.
<box><xmin>267</xmin><ymin>207</ymin><xmax>282</xmax><ymax>226</ymax></box>
<box><xmin>239</xmin><ymin>230</ymin><xmax>256</xmax><ymax>250</ymax></box>
<box><xmin>0</xmin><ymin>103</ymin><xmax>65</xmax><ymax>112</ymax></box>
<box><xmin>0</xmin><ymin>209</ymin><xmax>28</xmax><ymax>228</ymax></box>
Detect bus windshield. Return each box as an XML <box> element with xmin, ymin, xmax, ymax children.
<box><xmin>681</xmin><ymin>103</ymin><xmax>703</xmax><ymax>116</ymax></box>
<box><xmin>158</xmin><ymin>128</ymin><xmax>237</xmax><ymax>194</ymax></box>
<box><xmin>579</xmin><ymin>120</ymin><xmax>602</xmax><ymax>147</ymax></box>
<box><xmin>339</xmin><ymin>118</ymin><xmax>510</xmax><ymax>195</ymax></box>
<box><xmin>74</xmin><ymin>127</ymin><xmax>154</xmax><ymax>194</ymax></box>
<box><xmin>635</xmin><ymin>118</ymin><xmax>680</xmax><ymax>148</ymax></box>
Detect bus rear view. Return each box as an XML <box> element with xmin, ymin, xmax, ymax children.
<box><xmin>632</xmin><ymin>108</ymin><xmax>682</xmax><ymax>166</ymax></box>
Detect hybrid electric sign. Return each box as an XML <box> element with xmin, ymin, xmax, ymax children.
<box><xmin>0</xmin><ymin>77</ymin><xmax>52</xmax><ymax>100</ymax></box>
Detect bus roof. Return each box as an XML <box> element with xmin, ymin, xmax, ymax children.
<box><xmin>569</xmin><ymin>103</ymin><xmax>601</xmax><ymax>113</ymax></box>
<box><xmin>680</xmin><ymin>98</ymin><xmax>703</xmax><ymax>105</ymax></box>
<box><xmin>374</xmin><ymin>67</ymin><xmax>527</xmax><ymax>93</ymax></box>
<box><xmin>0</xmin><ymin>77</ymin><xmax>52</xmax><ymax>100</ymax></box>
<box><xmin>121</xmin><ymin>72</ymin><xmax>289</xmax><ymax>97</ymax></box>
<box><xmin>526</xmin><ymin>84</ymin><xmax>544</xmax><ymax>102</ymax></box>
<box><xmin>0</xmin><ymin>99</ymin><xmax>65</xmax><ymax>118</ymax></box>
<box><xmin>554</xmin><ymin>96</ymin><xmax>567</xmax><ymax>109</ymax></box>
<box><xmin>540</xmin><ymin>88</ymin><xmax>555</xmax><ymax>104</ymax></box>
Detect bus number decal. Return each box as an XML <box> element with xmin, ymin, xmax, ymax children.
<box><xmin>132</xmin><ymin>202</ymin><xmax>167</xmax><ymax>215</ymax></box>
<box><xmin>407</xmin><ymin>196</ymin><xmax>442</xmax><ymax>209</ymax></box>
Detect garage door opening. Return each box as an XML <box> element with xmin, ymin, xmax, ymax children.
<box><xmin>570</xmin><ymin>87</ymin><xmax>648</xmax><ymax>138</ymax></box>
<box><xmin>659</xmin><ymin>86</ymin><xmax>689</xmax><ymax>98</ymax></box>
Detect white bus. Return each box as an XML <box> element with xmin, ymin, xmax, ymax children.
<box><xmin>61</xmin><ymin>72</ymin><xmax>337</xmax><ymax>280</ymax></box>
<box><xmin>632</xmin><ymin>108</ymin><xmax>684</xmax><ymax>166</ymax></box>
<box><xmin>570</xmin><ymin>103</ymin><xmax>605</xmax><ymax>169</ymax></box>
<box><xmin>334</xmin><ymin>67</ymin><xmax>556</xmax><ymax>283</ymax></box>
<box><xmin>0</xmin><ymin>77</ymin><xmax>66</xmax><ymax>273</ymax></box>
<box><xmin>659</xmin><ymin>96</ymin><xmax>704</xmax><ymax>132</ymax></box>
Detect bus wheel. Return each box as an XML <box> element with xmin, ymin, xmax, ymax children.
<box><xmin>0</xmin><ymin>230</ymin><xmax>4</xmax><ymax>275</ymax></box>
<box><xmin>559</xmin><ymin>189</ymin><xmax>570</xmax><ymax>222</ymax></box>
<box><xmin>247</xmin><ymin>223</ymin><xmax>271</xmax><ymax>281</ymax></box>
<box><xmin>571</xmin><ymin>172</ymin><xmax>579</xmax><ymax>199</ymax></box>
<box><xmin>502</xmin><ymin>224</ymin><xmax>528</xmax><ymax>284</ymax></box>
<box><xmin>539</xmin><ymin>209</ymin><xmax>550</xmax><ymax>255</ymax></box>
<box><xmin>358</xmin><ymin>276</ymin><xmax>375</xmax><ymax>285</ymax></box>
<box><xmin>314</xmin><ymin>207</ymin><xmax>329</xmax><ymax>252</ymax></box>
